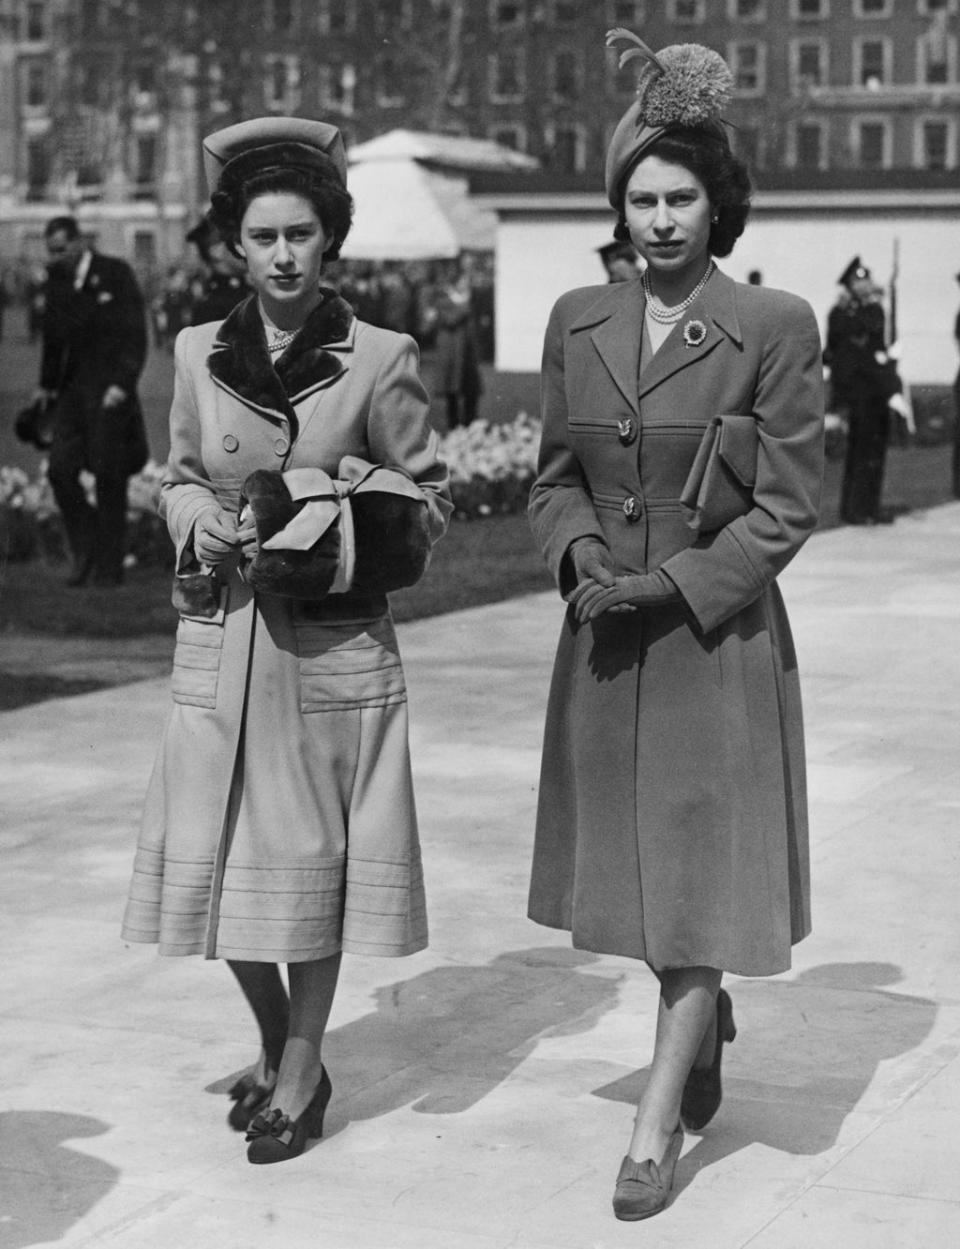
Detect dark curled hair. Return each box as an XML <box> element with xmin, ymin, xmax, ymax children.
<box><xmin>209</xmin><ymin>166</ymin><xmax>354</xmax><ymax>262</ymax></box>
<box><xmin>613</xmin><ymin>126</ymin><xmax>752</xmax><ymax>259</ymax></box>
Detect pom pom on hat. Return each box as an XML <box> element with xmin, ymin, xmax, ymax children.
<box><xmin>640</xmin><ymin>44</ymin><xmax>733</xmax><ymax>128</ymax></box>
<box><xmin>604</xmin><ymin>28</ymin><xmax>734</xmax><ymax>209</ymax></box>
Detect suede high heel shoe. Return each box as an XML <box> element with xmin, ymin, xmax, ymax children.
<box><xmin>612</xmin><ymin>1122</ymin><xmax>684</xmax><ymax>1221</ymax></box>
<box><xmin>227</xmin><ymin>1068</ymin><xmax>277</xmax><ymax>1133</ymax></box>
<box><xmin>681</xmin><ymin>987</ymin><xmax>736</xmax><ymax>1131</ymax></box>
<box><xmin>245</xmin><ymin>1066</ymin><xmax>332</xmax><ymax>1165</ymax></box>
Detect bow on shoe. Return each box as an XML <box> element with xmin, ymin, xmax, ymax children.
<box><xmin>245</xmin><ymin>1108</ymin><xmax>296</xmax><ymax>1147</ymax></box>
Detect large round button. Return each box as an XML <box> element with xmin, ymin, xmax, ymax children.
<box><xmin>622</xmin><ymin>495</ymin><xmax>641</xmax><ymax>522</ymax></box>
<box><xmin>222</xmin><ymin>433</ymin><xmax>239</xmax><ymax>452</ymax></box>
<box><xmin>273</xmin><ymin>436</ymin><xmax>290</xmax><ymax>456</ymax></box>
<box><xmin>617</xmin><ymin>418</ymin><xmax>636</xmax><ymax>445</ymax></box>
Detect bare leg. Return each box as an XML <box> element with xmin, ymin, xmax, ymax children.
<box><xmin>270</xmin><ymin>953</ymin><xmax>342</xmax><ymax>1121</ymax></box>
<box><xmin>227</xmin><ymin>960</ymin><xmax>289</xmax><ymax>1078</ymax></box>
<box><xmin>627</xmin><ymin>965</ymin><xmax>721</xmax><ymax>1163</ymax></box>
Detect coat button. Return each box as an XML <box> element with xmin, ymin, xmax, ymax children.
<box><xmin>622</xmin><ymin>495</ymin><xmax>641</xmax><ymax>522</ymax></box>
<box><xmin>273</xmin><ymin>436</ymin><xmax>290</xmax><ymax>456</ymax></box>
<box><xmin>617</xmin><ymin>418</ymin><xmax>636</xmax><ymax>445</ymax></box>
<box><xmin>222</xmin><ymin>433</ymin><xmax>239</xmax><ymax>452</ymax></box>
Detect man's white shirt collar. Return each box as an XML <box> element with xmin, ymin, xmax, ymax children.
<box><xmin>73</xmin><ymin>249</ymin><xmax>93</xmax><ymax>291</ymax></box>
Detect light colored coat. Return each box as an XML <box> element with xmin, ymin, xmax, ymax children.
<box><xmin>122</xmin><ymin>292</ymin><xmax>451</xmax><ymax>962</ymax></box>
<box><xmin>528</xmin><ymin>270</ymin><xmax>824</xmax><ymax>976</ymax></box>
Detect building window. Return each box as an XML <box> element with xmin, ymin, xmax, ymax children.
<box><xmin>668</xmin><ymin>0</ymin><xmax>706</xmax><ymax>21</ymax></box>
<box><xmin>489</xmin><ymin>124</ymin><xmax>527</xmax><ymax>152</ymax></box>
<box><xmin>23</xmin><ymin>60</ymin><xmax>47</xmax><ymax>108</ymax></box>
<box><xmin>134</xmin><ymin>134</ymin><xmax>156</xmax><ymax>189</ymax></box>
<box><xmin>548</xmin><ymin>124</ymin><xmax>584</xmax><ymax>173</ymax></box>
<box><xmin>376</xmin><ymin>0</ymin><xmax>413</xmax><ymax>31</ymax></box>
<box><xmin>855</xmin><ymin>37</ymin><xmax>890</xmax><ymax>86</ymax></box>
<box><xmin>793</xmin><ymin>120</ymin><xmax>827</xmax><ymax>167</ymax></box>
<box><xmin>318</xmin><ymin>62</ymin><xmax>356</xmax><ymax>114</ymax></box>
<box><xmin>264</xmin><ymin>54</ymin><xmax>301</xmax><ymax>110</ymax></box>
<box><xmin>551</xmin><ymin>0</ymin><xmax>580</xmax><ymax>20</ymax></box>
<box><xmin>26</xmin><ymin>135</ymin><xmax>49</xmax><ymax>200</ymax></box>
<box><xmin>734</xmin><ymin>124</ymin><xmax>763</xmax><ymax>168</ymax></box>
<box><xmin>266</xmin><ymin>0</ymin><xmax>297</xmax><ymax>32</ymax></box>
<box><xmin>729</xmin><ymin>41</ymin><xmax>766</xmax><ymax>93</ymax></box>
<box><xmin>792</xmin><ymin>38</ymin><xmax>827</xmax><ymax>86</ymax></box>
<box><xmin>490</xmin><ymin>0</ymin><xmax>525</xmax><ymax>27</ymax></box>
<box><xmin>853</xmin><ymin>118</ymin><xmax>891</xmax><ymax>167</ymax></box>
<box><xmin>917</xmin><ymin>25</ymin><xmax>954</xmax><ymax>82</ymax></box>
<box><xmin>377</xmin><ymin>55</ymin><xmax>406</xmax><ymax>107</ymax></box>
<box><xmin>728</xmin><ymin>0</ymin><xmax>766</xmax><ymax>20</ymax></box>
<box><xmin>791</xmin><ymin>0</ymin><xmax>828</xmax><ymax>16</ymax></box>
<box><xmin>919</xmin><ymin>1</ymin><xmax>955</xmax><ymax>14</ymax></box>
<box><xmin>318</xmin><ymin>0</ymin><xmax>355</xmax><ymax>34</ymax></box>
<box><xmin>854</xmin><ymin>0</ymin><xmax>891</xmax><ymax>15</ymax></box>
<box><xmin>552</xmin><ymin>49</ymin><xmax>580</xmax><ymax>100</ymax></box>
<box><xmin>607</xmin><ymin>0</ymin><xmax>646</xmax><ymax>22</ymax></box>
<box><xmin>489</xmin><ymin>49</ymin><xmax>525</xmax><ymax>101</ymax></box>
<box><xmin>917</xmin><ymin>118</ymin><xmax>952</xmax><ymax>168</ymax></box>
<box><xmin>24</xmin><ymin>1</ymin><xmax>47</xmax><ymax>40</ymax></box>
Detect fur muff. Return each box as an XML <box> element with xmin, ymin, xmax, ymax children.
<box><xmin>351</xmin><ymin>491</ymin><xmax>431</xmax><ymax>593</ymax></box>
<box><xmin>241</xmin><ymin>469</ymin><xmax>340</xmax><ymax>599</ymax></box>
<box><xmin>241</xmin><ymin>468</ymin><xmax>431</xmax><ymax>598</ymax></box>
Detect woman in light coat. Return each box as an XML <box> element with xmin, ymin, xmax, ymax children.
<box><xmin>528</xmin><ymin>33</ymin><xmax>823</xmax><ymax>1220</ymax></box>
<box><xmin>122</xmin><ymin>117</ymin><xmax>451</xmax><ymax>1164</ymax></box>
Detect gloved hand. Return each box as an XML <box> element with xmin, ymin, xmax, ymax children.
<box><xmin>569</xmin><ymin>568</ymin><xmax>681</xmax><ymax>624</ymax></box>
<box><xmin>566</xmin><ymin>537</ymin><xmax>616</xmax><ymax>593</ymax></box>
<box><xmin>193</xmin><ymin>507</ymin><xmax>239</xmax><ymax>566</ymax></box>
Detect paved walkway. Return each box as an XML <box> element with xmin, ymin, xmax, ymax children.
<box><xmin>2</xmin><ymin>503</ymin><xmax>959</xmax><ymax>1249</ymax></box>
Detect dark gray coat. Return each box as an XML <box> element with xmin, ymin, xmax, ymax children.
<box><xmin>528</xmin><ymin>270</ymin><xmax>824</xmax><ymax>976</ymax></box>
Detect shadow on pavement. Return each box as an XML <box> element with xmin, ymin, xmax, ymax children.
<box><xmin>0</xmin><ymin>1111</ymin><xmax>118</xmax><ymax>1248</ymax></box>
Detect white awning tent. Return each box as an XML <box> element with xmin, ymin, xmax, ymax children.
<box><xmin>340</xmin><ymin>129</ymin><xmax>538</xmax><ymax>262</ymax></box>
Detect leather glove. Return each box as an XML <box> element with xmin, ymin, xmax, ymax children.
<box><xmin>569</xmin><ymin>568</ymin><xmax>681</xmax><ymax>624</ymax></box>
<box><xmin>566</xmin><ymin>538</ymin><xmax>616</xmax><ymax>594</ymax></box>
<box><xmin>193</xmin><ymin>507</ymin><xmax>239</xmax><ymax>566</ymax></box>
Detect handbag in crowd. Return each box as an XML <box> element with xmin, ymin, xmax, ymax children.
<box><xmin>679</xmin><ymin>414</ymin><xmax>758</xmax><ymax>533</ymax></box>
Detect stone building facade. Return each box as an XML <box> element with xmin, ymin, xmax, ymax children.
<box><xmin>1</xmin><ymin>0</ymin><xmax>958</xmax><ymax>275</ymax></box>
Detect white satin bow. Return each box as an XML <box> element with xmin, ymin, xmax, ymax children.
<box><xmin>259</xmin><ymin>456</ymin><xmax>425</xmax><ymax>594</ymax></box>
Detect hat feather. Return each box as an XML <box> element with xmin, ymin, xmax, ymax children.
<box><xmin>606</xmin><ymin>27</ymin><xmax>664</xmax><ymax>74</ymax></box>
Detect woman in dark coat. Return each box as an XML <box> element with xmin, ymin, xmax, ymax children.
<box><xmin>528</xmin><ymin>32</ymin><xmax>823</xmax><ymax>1220</ymax></box>
<box><xmin>121</xmin><ymin>117</ymin><xmax>451</xmax><ymax>1164</ymax></box>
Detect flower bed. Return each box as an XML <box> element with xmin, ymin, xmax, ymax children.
<box><xmin>0</xmin><ymin>413</ymin><xmax>544</xmax><ymax>563</ymax></box>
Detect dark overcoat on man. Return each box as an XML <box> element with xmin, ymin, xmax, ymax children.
<box><xmin>528</xmin><ymin>271</ymin><xmax>824</xmax><ymax>977</ymax></box>
<box><xmin>41</xmin><ymin>250</ymin><xmax>148</xmax><ymax>579</ymax></box>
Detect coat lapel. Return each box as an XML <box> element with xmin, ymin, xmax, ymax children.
<box><xmin>207</xmin><ymin>288</ymin><xmax>355</xmax><ymax>426</ymax></box>
<box><xmin>637</xmin><ymin>269</ymin><xmax>743</xmax><ymax>401</ymax></box>
<box><xmin>570</xmin><ymin>282</ymin><xmax>645</xmax><ymax>417</ymax></box>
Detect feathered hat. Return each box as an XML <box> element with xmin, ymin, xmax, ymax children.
<box><xmin>603</xmin><ymin>28</ymin><xmax>734</xmax><ymax>209</ymax></box>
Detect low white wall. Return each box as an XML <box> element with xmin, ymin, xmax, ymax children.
<box><xmin>491</xmin><ymin>197</ymin><xmax>960</xmax><ymax>385</ymax></box>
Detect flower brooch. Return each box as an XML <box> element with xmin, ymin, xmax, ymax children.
<box><xmin>683</xmin><ymin>319</ymin><xmax>707</xmax><ymax>348</ymax></box>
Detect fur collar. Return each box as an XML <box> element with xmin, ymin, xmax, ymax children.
<box><xmin>207</xmin><ymin>288</ymin><xmax>355</xmax><ymax>425</ymax></box>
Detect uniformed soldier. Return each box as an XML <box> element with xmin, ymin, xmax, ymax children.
<box><xmin>597</xmin><ymin>238</ymin><xmax>640</xmax><ymax>284</ymax></box>
<box><xmin>823</xmin><ymin>256</ymin><xmax>902</xmax><ymax>525</ymax></box>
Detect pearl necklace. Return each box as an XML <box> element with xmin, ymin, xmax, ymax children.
<box><xmin>267</xmin><ymin>327</ymin><xmax>300</xmax><ymax>354</ymax></box>
<box><xmin>642</xmin><ymin>261</ymin><xmax>715</xmax><ymax>325</ymax></box>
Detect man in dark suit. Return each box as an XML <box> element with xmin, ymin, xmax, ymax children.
<box><xmin>34</xmin><ymin>216</ymin><xmax>149</xmax><ymax>585</ymax></box>
<box><xmin>824</xmin><ymin>256</ymin><xmax>902</xmax><ymax>525</ymax></box>
<box><xmin>185</xmin><ymin>214</ymin><xmax>248</xmax><ymax>326</ymax></box>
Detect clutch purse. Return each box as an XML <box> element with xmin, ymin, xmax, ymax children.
<box><xmin>679</xmin><ymin>414</ymin><xmax>758</xmax><ymax>533</ymax></box>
